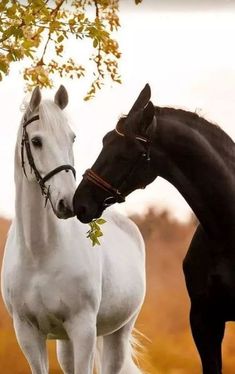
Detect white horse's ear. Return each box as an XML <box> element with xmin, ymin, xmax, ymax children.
<box><xmin>54</xmin><ymin>85</ymin><xmax>68</xmax><ymax>110</ymax></box>
<box><xmin>29</xmin><ymin>86</ymin><xmax>41</xmax><ymax>112</ymax></box>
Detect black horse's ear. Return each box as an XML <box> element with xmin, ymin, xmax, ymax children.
<box><xmin>123</xmin><ymin>101</ymin><xmax>155</xmax><ymax>140</ymax></box>
<box><xmin>142</xmin><ymin>101</ymin><xmax>155</xmax><ymax>134</ymax></box>
<box><xmin>128</xmin><ymin>84</ymin><xmax>151</xmax><ymax>116</ymax></box>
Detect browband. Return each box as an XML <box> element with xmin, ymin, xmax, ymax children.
<box><xmin>115</xmin><ymin>115</ymin><xmax>157</xmax><ymax>143</ymax></box>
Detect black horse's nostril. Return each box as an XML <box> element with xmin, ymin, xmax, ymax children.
<box><xmin>74</xmin><ymin>204</ymin><xmax>93</xmax><ymax>223</ymax></box>
<box><xmin>75</xmin><ymin>205</ymin><xmax>87</xmax><ymax>217</ymax></box>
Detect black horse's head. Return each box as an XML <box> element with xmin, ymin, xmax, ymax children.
<box><xmin>73</xmin><ymin>84</ymin><xmax>158</xmax><ymax>223</ymax></box>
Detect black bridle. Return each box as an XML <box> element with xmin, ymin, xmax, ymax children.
<box><xmin>21</xmin><ymin>114</ymin><xmax>76</xmax><ymax>207</ymax></box>
<box><xmin>83</xmin><ymin>117</ymin><xmax>156</xmax><ymax>208</ymax></box>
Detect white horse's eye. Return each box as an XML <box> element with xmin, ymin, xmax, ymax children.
<box><xmin>31</xmin><ymin>137</ymin><xmax>42</xmax><ymax>148</ymax></box>
<box><xmin>73</xmin><ymin>135</ymin><xmax>76</xmax><ymax>143</ymax></box>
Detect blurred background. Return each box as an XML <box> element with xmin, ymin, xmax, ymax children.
<box><xmin>1</xmin><ymin>212</ymin><xmax>235</xmax><ymax>373</ymax></box>
<box><xmin>1</xmin><ymin>0</ymin><xmax>235</xmax><ymax>372</ymax></box>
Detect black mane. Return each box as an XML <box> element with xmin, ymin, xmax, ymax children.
<box><xmin>157</xmin><ymin>106</ymin><xmax>235</xmax><ymax>172</ymax></box>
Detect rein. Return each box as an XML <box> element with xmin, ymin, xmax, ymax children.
<box><xmin>83</xmin><ymin>116</ymin><xmax>156</xmax><ymax>207</ymax></box>
<box><xmin>21</xmin><ymin>114</ymin><xmax>76</xmax><ymax>207</ymax></box>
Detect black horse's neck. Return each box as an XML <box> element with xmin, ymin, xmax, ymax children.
<box><xmin>152</xmin><ymin>107</ymin><xmax>235</xmax><ymax>241</ymax></box>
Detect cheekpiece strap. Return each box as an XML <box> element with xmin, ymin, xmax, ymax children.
<box><xmin>21</xmin><ymin>114</ymin><xmax>76</xmax><ymax>204</ymax></box>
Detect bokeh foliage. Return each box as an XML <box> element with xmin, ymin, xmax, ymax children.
<box><xmin>1</xmin><ymin>212</ymin><xmax>235</xmax><ymax>373</ymax></box>
<box><xmin>0</xmin><ymin>0</ymin><xmax>142</xmax><ymax>99</ymax></box>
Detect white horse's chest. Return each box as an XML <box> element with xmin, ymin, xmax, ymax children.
<box><xmin>11</xmin><ymin>262</ymin><xmax>99</xmax><ymax>339</ymax></box>
<box><xmin>22</xmin><ymin>275</ymin><xmax>71</xmax><ymax>339</ymax></box>
<box><xmin>2</xmin><ymin>235</ymin><xmax>101</xmax><ymax>334</ymax></box>
<box><xmin>2</xmin><ymin>213</ymin><xmax>145</xmax><ymax>339</ymax></box>
<box><xmin>21</xmin><ymin>257</ymin><xmax>98</xmax><ymax>302</ymax></box>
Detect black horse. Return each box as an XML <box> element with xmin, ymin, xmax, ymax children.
<box><xmin>73</xmin><ymin>84</ymin><xmax>235</xmax><ymax>374</ymax></box>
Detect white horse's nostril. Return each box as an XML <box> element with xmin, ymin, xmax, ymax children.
<box><xmin>58</xmin><ymin>199</ymin><xmax>66</xmax><ymax>212</ymax></box>
<box><xmin>57</xmin><ymin>198</ymin><xmax>74</xmax><ymax>219</ymax></box>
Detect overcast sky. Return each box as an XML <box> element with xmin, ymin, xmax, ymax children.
<box><xmin>122</xmin><ymin>0</ymin><xmax>235</xmax><ymax>11</ymax></box>
<box><xmin>1</xmin><ymin>4</ymin><xmax>235</xmax><ymax>221</ymax></box>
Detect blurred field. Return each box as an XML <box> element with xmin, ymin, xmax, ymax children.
<box><xmin>1</xmin><ymin>211</ymin><xmax>235</xmax><ymax>373</ymax></box>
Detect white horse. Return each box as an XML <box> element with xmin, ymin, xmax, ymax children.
<box><xmin>1</xmin><ymin>86</ymin><xmax>146</xmax><ymax>374</ymax></box>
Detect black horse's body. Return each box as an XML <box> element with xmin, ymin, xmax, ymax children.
<box><xmin>73</xmin><ymin>84</ymin><xmax>235</xmax><ymax>373</ymax></box>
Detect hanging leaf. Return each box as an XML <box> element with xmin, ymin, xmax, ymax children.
<box><xmin>87</xmin><ymin>218</ymin><xmax>106</xmax><ymax>246</ymax></box>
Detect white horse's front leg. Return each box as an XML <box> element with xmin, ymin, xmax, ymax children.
<box><xmin>65</xmin><ymin>312</ymin><xmax>96</xmax><ymax>374</ymax></box>
<box><xmin>13</xmin><ymin>315</ymin><xmax>48</xmax><ymax>374</ymax></box>
<box><xmin>101</xmin><ymin>315</ymin><xmax>140</xmax><ymax>374</ymax></box>
<box><xmin>56</xmin><ymin>340</ymin><xmax>74</xmax><ymax>374</ymax></box>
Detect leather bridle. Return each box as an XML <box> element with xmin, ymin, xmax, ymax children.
<box><xmin>83</xmin><ymin>116</ymin><xmax>156</xmax><ymax>208</ymax></box>
<box><xmin>21</xmin><ymin>114</ymin><xmax>76</xmax><ymax>206</ymax></box>
<box><xmin>83</xmin><ymin>168</ymin><xmax>126</xmax><ymax>205</ymax></box>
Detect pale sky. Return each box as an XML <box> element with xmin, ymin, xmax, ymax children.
<box><xmin>123</xmin><ymin>0</ymin><xmax>235</xmax><ymax>11</ymax></box>
<box><xmin>1</xmin><ymin>4</ymin><xmax>235</xmax><ymax>222</ymax></box>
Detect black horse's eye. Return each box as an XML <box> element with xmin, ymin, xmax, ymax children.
<box><xmin>31</xmin><ymin>137</ymin><xmax>42</xmax><ymax>148</ymax></box>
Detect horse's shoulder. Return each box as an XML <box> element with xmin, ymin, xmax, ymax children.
<box><xmin>103</xmin><ymin>210</ymin><xmax>145</xmax><ymax>251</ymax></box>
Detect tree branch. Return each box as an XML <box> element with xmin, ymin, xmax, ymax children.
<box><xmin>51</xmin><ymin>0</ymin><xmax>66</xmax><ymax>16</ymax></box>
<box><xmin>37</xmin><ymin>31</ymin><xmax>51</xmax><ymax>66</ymax></box>
<box><xmin>37</xmin><ymin>0</ymin><xmax>66</xmax><ymax>66</ymax></box>
<box><xmin>94</xmin><ymin>0</ymin><xmax>99</xmax><ymax>19</ymax></box>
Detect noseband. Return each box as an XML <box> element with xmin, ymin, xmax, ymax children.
<box><xmin>83</xmin><ymin>169</ymin><xmax>126</xmax><ymax>205</ymax></box>
<box><xmin>83</xmin><ymin>117</ymin><xmax>156</xmax><ymax>207</ymax></box>
<box><xmin>21</xmin><ymin>115</ymin><xmax>76</xmax><ymax>206</ymax></box>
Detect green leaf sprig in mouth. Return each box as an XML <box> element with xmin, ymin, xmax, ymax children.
<box><xmin>87</xmin><ymin>218</ymin><xmax>106</xmax><ymax>246</ymax></box>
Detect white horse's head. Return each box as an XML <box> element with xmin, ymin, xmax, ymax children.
<box><xmin>16</xmin><ymin>85</ymin><xmax>76</xmax><ymax>219</ymax></box>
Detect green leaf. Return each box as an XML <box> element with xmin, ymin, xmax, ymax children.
<box><xmin>92</xmin><ymin>237</ymin><xmax>100</xmax><ymax>246</ymax></box>
<box><xmin>93</xmin><ymin>38</ymin><xmax>98</xmax><ymax>48</ymax></box>
<box><xmin>0</xmin><ymin>60</ymin><xmax>9</xmax><ymax>74</ymax></box>
<box><xmin>24</xmin><ymin>14</ymin><xmax>34</xmax><ymax>25</ymax></box>
<box><xmin>96</xmin><ymin>231</ymin><xmax>103</xmax><ymax>238</ymax></box>
<box><xmin>6</xmin><ymin>4</ymin><xmax>17</xmax><ymax>18</ymax></box>
<box><xmin>86</xmin><ymin>218</ymin><xmax>106</xmax><ymax>246</ymax></box>
<box><xmin>2</xmin><ymin>26</ymin><xmax>16</xmax><ymax>39</ymax></box>
<box><xmin>24</xmin><ymin>49</ymin><xmax>34</xmax><ymax>59</ymax></box>
<box><xmin>22</xmin><ymin>40</ymin><xmax>35</xmax><ymax>48</ymax></box>
<box><xmin>57</xmin><ymin>34</ymin><xmax>64</xmax><ymax>43</ymax></box>
<box><xmin>96</xmin><ymin>218</ymin><xmax>106</xmax><ymax>225</ymax></box>
<box><xmin>50</xmin><ymin>21</ymin><xmax>61</xmax><ymax>32</ymax></box>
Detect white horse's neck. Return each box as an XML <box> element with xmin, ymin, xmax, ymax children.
<box><xmin>15</xmin><ymin>168</ymin><xmax>59</xmax><ymax>259</ymax></box>
<box><xmin>13</xmin><ymin>93</ymin><xmax>77</xmax><ymax>261</ymax></box>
